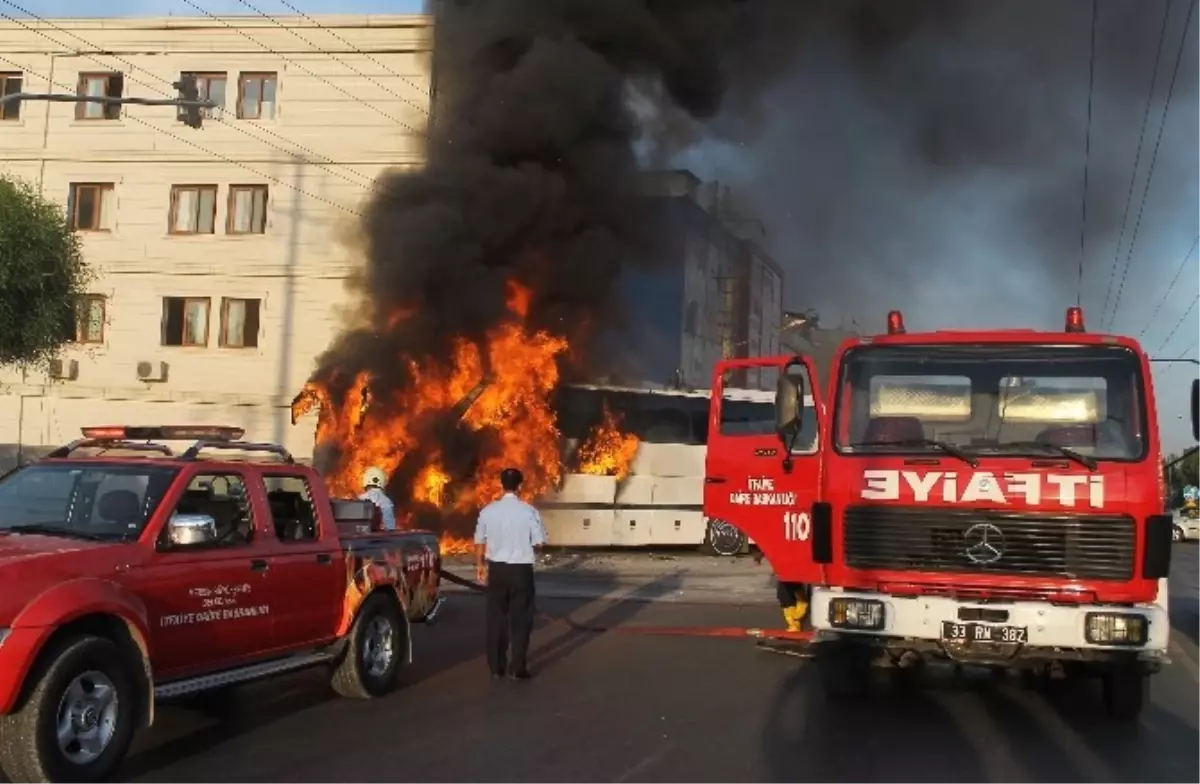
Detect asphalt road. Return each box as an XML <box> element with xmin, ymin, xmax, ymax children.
<box><xmin>111</xmin><ymin>547</ymin><xmax>1199</xmax><ymax>783</ymax></box>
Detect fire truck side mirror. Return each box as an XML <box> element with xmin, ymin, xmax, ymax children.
<box><xmin>1191</xmin><ymin>378</ymin><xmax>1198</xmax><ymax>442</ymax></box>
<box><xmin>774</xmin><ymin>374</ymin><xmax>804</xmax><ymax>443</ymax></box>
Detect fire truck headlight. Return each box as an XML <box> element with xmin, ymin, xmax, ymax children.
<box><xmin>828</xmin><ymin>598</ymin><xmax>885</xmax><ymax>631</ymax></box>
<box><xmin>1085</xmin><ymin>613</ymin><xmax>1148</xmax><ymax>646</ymax></box>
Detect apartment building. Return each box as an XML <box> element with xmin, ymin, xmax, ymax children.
<box><xmin>0</xmin><ymin>14</ymin><xmax>432</xmax><ymax>467</ymax></box>
<box><xmin>608</xmin><ymin>170</ymin><xmax>785</xmax><ymax>391</ymax></box>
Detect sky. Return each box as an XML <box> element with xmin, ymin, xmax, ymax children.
<box><xmin>9</xmin><ymin>0</ymin><xmax>1200</xmax><ymax>454</ymax></box>
<box><xmin>16</xmin><ymin>0</ymin><xmax>424</xmax><ymax>15</ymax></box>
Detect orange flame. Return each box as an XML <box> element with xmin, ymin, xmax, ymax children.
<box><xmin>577</xmin><ymin>403</ymin><xmax>641</xmax><ymax>480</ymax></box>
<box><xmin>293</xmin><ymin>278</ymin><xmax>603</xmax><ymax>556</ymax></box>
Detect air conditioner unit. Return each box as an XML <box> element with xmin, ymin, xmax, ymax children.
<box><xmin>136</xmin><ymin>360</ymin><xmax>169</xmax><ymax>383</ymax></box>
<box><xmin>48</xmin><ymin>358</ymin><xmax>79</xmax><ymax>381</ymax></box>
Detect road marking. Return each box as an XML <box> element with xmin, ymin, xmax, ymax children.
<box><xmin>1168</xmin><ymin>637</ymin><xmax>1199</xmax><ymax>681</ymax></box>
<box><xmin>931</xmin><ymin>691</ymin><xmax>1031</xmax><ymax>781</ymax></box>
<box><xmin>615</xmin><ymin>743</ymin><xmax>675</xmax><ymax>782</ymax></box>
<box><xmin>1005</xmin><ymin>687</ymin><xmax>1116</xmax><ymax>782</ymax></box>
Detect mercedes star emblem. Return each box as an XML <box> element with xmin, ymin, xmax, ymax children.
<box><xmin>963</xmin><ymin>523</ymin><xmax>1005</xmax><ymax>564</ymax></box>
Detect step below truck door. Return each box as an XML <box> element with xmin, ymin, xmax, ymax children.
<box><xmin>704</xmin><ymin>356</ymin><xmax>826</xmax><ymax>584</ymax></box>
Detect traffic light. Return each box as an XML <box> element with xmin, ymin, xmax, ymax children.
<box><xmin>174</xmin><ymin>75</ymin><xmax>201</xmax><ymax>128</ymax></box>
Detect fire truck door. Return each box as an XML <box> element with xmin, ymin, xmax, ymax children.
<box><xmin>704</xmin><ymin>356</ymin><xmax>825</xmax><ymax>584</ymax></box>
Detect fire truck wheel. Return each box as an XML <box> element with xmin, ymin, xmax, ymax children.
<box><xmin>815</xmin><ymin>646</ymin><xmax>873</xmax><ymax>697</ymax></box>
<box><xmin>331</xmin><ymin>593</ymin><xmax>407</xmax><ymax>700</ymax></box>
<box><xmin>0</xmin><ymin>635</ymin><xmax>138</xmax><ymax>784</ymax></box>
<box><xmin>1101</xmin><ymin>665</ymin><xmax>1147</xmax><ymax>720</ymax></box>
<box><xmin>702</xmin><ymin>520</ymin><xmax>747</xmax><ymax>557</ymax></box>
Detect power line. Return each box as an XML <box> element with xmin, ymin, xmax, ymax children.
<box><xmin>1076</xmin><ymin>0</ymin><xmax>1098</xmax><ymax>307</ymax></box>
<box><xmin>1171</xmin><ymin>339</ymin><xmax>1198</xmax><ymax>360</ymax></box>
<box><xmin>1138</xmin><ymin>236</ymin><xmax>1199</xmax><ymax>337</ymax></box>
<box><xmin>274</xmin><ymin>0</ymin><xmax>430</xmax><ymax>99</ymax></box>
<box><xmin>1098</xmin><ymin>0</ymin><xmax>1173</xmax><ymax>326</ymax></box>
<box><xmin>234</xmin><ymin>0</ymin><xmax>430</xmax><ymax>117</ymax></box>
<box><xmin>0</xmin><ymin>3</ymin><xmax>380</xmax><ymax>190</ymax></box>
<box><xmin>0</xmin><ymin>54</ymin><xmax>362</xmax><ymax>218</ymax></box>
<box><xmin>1155</xmin><ymin>295</ymin><xmax>1198</xmax><ymax>355</ymax></box>
<box><xmin>1105</xmin><ymin>0</ymin><xmax>1196</xmax><ymax>331</ymax></box>
<box><xmin>176</xmin><ymin>0</ymin><xmax>427</xmax><ymax>136</ymax></box>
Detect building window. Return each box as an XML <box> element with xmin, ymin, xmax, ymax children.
<box><xmin>161</xmin><ymin>297</ymin><xmax>211</xmax><ymax>347</ymax></box>
<box><xmin>227</xmin><ymin>185</ymin><xmax>268</xmax><ymax>234</ymax></box>
<box><xmin>65</xmin><ymin>294</ymin><xmax>106</xmax><ymax>344</ymax></box>
<box><xmin>219</xmin><ymin>298</ymin><xmax>261</xmax><ymax>348</ymax></box>
<box><xmin>177</xmin><ymin>72</ymin><xmax>226</xmax><ymax>119</ymax></box>
<box><xmin>67</xmin><ymin>183</ymin><xmax>116</xmax><ymax>232</ymax></box>
<box><xmin>0</xmin><ymin>72</ymin><xmax>22</xmax><ymax>120</ymax></box>
<box><xmin>75</xmin><ymin>72</ymin><xmax>123</xmax><ymax>120</ymax></box>
<box><xmin>169</xmin><ymin>185</ymin><xmax>218</xmax><ymax>234</ymax></box>
<box><xmin>237</xmin><ymin>72</ymin><xmax>277</xmax><ymax>120</ymax></box>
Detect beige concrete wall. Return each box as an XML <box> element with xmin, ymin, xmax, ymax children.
<box><xmin>0</xmin><ymin>15</ymin><xmax>432</xmax><ymax>467</ymax></box>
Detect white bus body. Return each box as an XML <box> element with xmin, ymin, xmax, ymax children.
<box><xmin>539</xmin><ymin>383</ymin><xmax>811</xmax><ymax>550</ymax></box>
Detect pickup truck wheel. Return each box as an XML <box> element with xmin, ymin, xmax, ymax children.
<box><xmin>1172</xmin><ymin>525</ymin><xmax>1184</xmax><ymax>543</ymax></box>
<box><xmin>331</xmin><ymin>593</ymin><xmax>406</xmax><ymax>699</ymax></box>
<box><xmin>0</xmin><ymin>636</ymin><xmax>137</xmax><ymax>783</ymax></box>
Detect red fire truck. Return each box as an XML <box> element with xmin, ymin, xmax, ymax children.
<box><xmin>705</xmin><ymin>306</ymin><xmax>1198</xmax><ymax>719</ymax></box>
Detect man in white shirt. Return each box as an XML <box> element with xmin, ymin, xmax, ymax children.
<box><xmin>474</xmin><ymin>467</ymin><xmax>547</xmax><ymax>680</ymax></box>
<box><xmin>358</xmin><ymin>467</ymin><xmax>397</xmax><ymax>531</ymax></box>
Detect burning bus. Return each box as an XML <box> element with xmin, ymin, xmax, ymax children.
<box><xmin>293</xmin><ymin>369</ymin><xmax>815</xmax><ymax>555</ymax></box>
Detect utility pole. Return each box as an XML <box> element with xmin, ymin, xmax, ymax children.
<box><xmin>0</xmin><ymin>74</ymin><xmax>214</xmax><ymax>127</ymax></box>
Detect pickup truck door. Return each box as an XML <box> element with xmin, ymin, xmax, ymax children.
<box><xmin>260</xmin><ymin>472</ymin><xmax>344</xmax><ymax>648</ymax></box>
<box><xmin>704</xmin><ymin>356</ymin><xmax>826</xmax><ymax>585</ymax></box>
<box><xmin>132</xmin><ymin>468</ymin><xmax>276</xmax><ymax>678</ymax></box>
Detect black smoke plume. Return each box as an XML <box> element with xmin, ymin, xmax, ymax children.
<box><xmin>662</xmin><ymin>0</ymin><xmax>1198</xmax><ymax>332</ymax></box>
<box><xmin>305</xmin><ymin>0</ymin><xmax>814</xmax><ymax>492</ymax></box>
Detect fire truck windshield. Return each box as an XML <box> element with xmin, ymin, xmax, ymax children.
<box><xmin>834</xmin><ymin>344</ymin><xmax>1147</xmax><ymax>462</ymax></box>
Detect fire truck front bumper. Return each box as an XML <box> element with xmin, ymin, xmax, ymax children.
<box><xmin>809</xmin><ymin>585</ymin><xmax>1170</xmax><ymax>664</ymax></box>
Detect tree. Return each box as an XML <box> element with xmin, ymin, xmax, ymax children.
<box><xmin>0</xmin><ymin>174</ymin><xmax>91</xmax><ymax>368</ymax></box>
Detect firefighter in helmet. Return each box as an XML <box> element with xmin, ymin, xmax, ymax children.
<box><xmin>359</xmin><ymin>466</ymin><xmax>397</xmax><ymax>531</ymax></box>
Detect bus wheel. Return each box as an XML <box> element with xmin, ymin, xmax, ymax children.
<box><xmin>703</xmin><ymin>519</ymin><xmax>747</xmax><ymax>557</ymax></box>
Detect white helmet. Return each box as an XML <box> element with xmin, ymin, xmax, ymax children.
<box><xmin>362</xmin><ymin>467</ymin><xmax>387</xmax><ymax>490</ymax></box>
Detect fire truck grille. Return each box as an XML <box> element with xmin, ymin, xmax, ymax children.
<box><xmin>842</xmin><ymin>506</ymin><xmax>1137</xmax><ymax>580</ymax></box>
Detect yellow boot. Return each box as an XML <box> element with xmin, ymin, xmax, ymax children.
<box><xmin>781</xmin><ymin>599</ymin><xmax>809</xmax><ymax>632</ymax></box>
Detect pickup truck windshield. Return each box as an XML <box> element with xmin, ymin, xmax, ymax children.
<box><xmin>835</xmin><ymin>345</ymin><xmax>1146</xmax><ymax>462</ymax></box>
<box><xmin>0</xmin><ymin>463</ymin><xmax>180</xmax><ymax>540</ymax></box>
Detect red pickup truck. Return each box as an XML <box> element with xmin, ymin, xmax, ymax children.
<box><xmin>0</xmin><ymin>426</ymin><xmax>442</xmax><ymax>783</ymax></box>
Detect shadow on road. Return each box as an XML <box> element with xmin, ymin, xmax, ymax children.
<box><xmin>529</xmin><ymin>569</ymin><xmax>684</xmax><ymax>674</ymax></box>
<box><xmin>116</xmin><ymin>565</ymin><xmax>668</xmax><ymax>782</ymax></box>
<box><xmin>761</xmin><ymin>660</ymin><xmax>1198</xmax><ymax>783</ymax></box>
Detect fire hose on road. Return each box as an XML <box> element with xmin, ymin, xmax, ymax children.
<box><xmin>436</xmin><ymin>568</ymin><xmax>815</xmax><ymax>646</ymax></box>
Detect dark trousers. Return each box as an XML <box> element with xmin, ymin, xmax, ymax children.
<box><xmin>486</xmin><ymin>560</ymin><xmax>535</xmax><ymax>675</ymax></box>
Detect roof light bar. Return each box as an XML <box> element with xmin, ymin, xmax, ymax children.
<box><xmin>80</xmin><ymin>425</ymin><xmax>246</xmax><ymax>441</ymax></box>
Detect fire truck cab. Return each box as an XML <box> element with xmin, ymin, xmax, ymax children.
<box><xmin>705</xmin><ymin>307</ymin><xmax>1197</xmax><ymax>719</ymax></box>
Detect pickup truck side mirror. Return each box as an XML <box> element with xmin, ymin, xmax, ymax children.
<box><xmin>1191</xmin><ymin>378</ymin><xmax>1197</xmax><ymax>442</ymax></box>
<box><xmin>775</xmin><ymin>373</ymin><xmax>805</xmax><ymax>444</ymax></box>
<box><xmin>166</xmin><ymin>513</ymin><xmax>218</xmax><ymax>547</ymax></box>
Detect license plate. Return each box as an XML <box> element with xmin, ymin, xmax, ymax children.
<box><xmin>940</xmin><ymin>621</ymin><xmax>1027</xmax><ymax>644</ymax></box>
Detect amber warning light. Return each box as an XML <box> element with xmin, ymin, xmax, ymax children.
<box><xmin>886</xmin><ymin>310</ymin><xmax>906</xmax><ymax>335</ymax></box>
<box><xmin>1066</xmin><ymin>306</ymin><xmax>1086</xmax><ymax>333</ymax></box>
<box><xmin>80</xmin><ymin>425</ymin><xmax>246</xmax><ymax>441</ymax></box>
